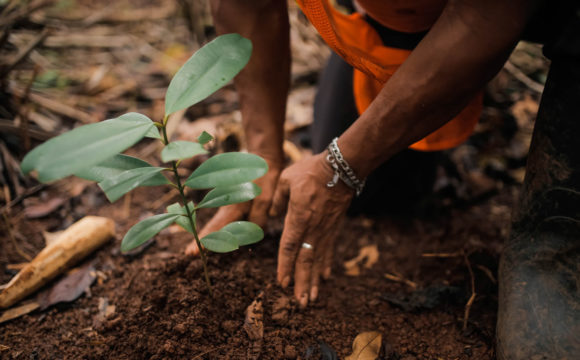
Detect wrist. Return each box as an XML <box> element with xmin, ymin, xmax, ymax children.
<box><xmin>324</xmin><ymin>138</ymin><xmax>366</xmax><ymax>196</ymax></box>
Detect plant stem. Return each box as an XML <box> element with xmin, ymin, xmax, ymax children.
<box><xmin>161</xmin><ymin>122</ymin><xmax>212</xmax><ymax>295</ymax></box>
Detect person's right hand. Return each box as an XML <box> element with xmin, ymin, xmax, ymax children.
<box><xmin>185</xmin><ymin>156</ymin><xmax>283</xmax><ymax>256</ymax></box>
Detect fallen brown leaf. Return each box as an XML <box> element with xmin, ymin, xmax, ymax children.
<box><xmin>24</xmin><ymin>197</ymin><xmax>65</xmax><ymax>218</ymax></box>
<box><xmin>343</xmin><ymin>244</ymin><xmax>379</xmax><ymax>276</ymax></box>
<box><xmin>345</xmin><ymin>331</ymin><xmax>382</xmax><ymax>360</ymax></box>
<box><xmin>36</xmin><ymin>262</ymin><xmax>96</xmax><ymax>310</ymax></box>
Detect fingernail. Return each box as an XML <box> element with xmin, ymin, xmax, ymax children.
<box><xmin>310</xmin><ymin>286</ymin><xmax>318</xmax><ymax>301</ymax></box>
<box><xmin>323</xmin><ymin>267</ymin><xmax>331</xmax><ymax>279</ymax></box>
<box><xmin>299</xmin><ymin>293</ymin><xmax>308</xmax><ymax>308</ymax></box>
<box><xmin>281</xmin><ymin>276</ymin><xmax>290</xmax><ymax>288</ymax></box>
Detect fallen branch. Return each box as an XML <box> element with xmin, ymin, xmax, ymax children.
<box><xmin>0</xmin><ymin>216</ymin><xmax>115</xmax><ymax>309</ymax></box>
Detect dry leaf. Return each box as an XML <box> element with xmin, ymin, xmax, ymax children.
<box><xmin>24</xmin><ymin>197</ymin><xmax>66</xmax><ymax>218</ymax></box>
<box><xmin>0</xmin><ymin>302</ymin><xmax>40</xmax><ymax>324</ymax></box>
<box><xmin>345</xmin><ymin>331</ymin><xmax>382</xmax><ymax>360</ymax></box>
<box><xmin>343</xmin><ymin>244</ymin><xmax>379</xmax><ymax>276</ymax></box>
<box><xmin>36</xmin><ymin>262</ymin><xmax>96</xmax><ymax>310</ymax></box>
<box><xmin>0</xmin><ymin>344</ymin><xmax>9</xmax><ymax>351</ymax></box>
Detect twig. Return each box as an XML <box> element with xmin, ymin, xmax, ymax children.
<box><xmin>2</xmin><ymin>211</ymin><xmax>33</xmax><ymax>261</ymax></box>
<box><xmin>0</xmin><ymin>119</ymin><xmax>54</xmax><ymax>140</ymax></box>
<box><xmin>475</xmin><ymin>264</ymin><xmax>496</xmax><ymax>284</ymax></box>
<box><xmin>462</xmin><ymin>251</ymin><xmax>476</xmax><ymax>331</ymax></box>
<box><xmin>0</xmin><ymin>184</ymin><xmax>46</xmax><ymax>214</ymax></box>
<box><xmin>503</xmin><ymin>61</ymin><xmax>545</xmax><ymax>94</ymax></box>
<box><xmin>10</xmin><ymin>85</ymin><xmax>95</xmax><ymax>123</ymax></box>
<box><xmin>384</xmin><ymin>272</ymin><xmax>418</xmax><ymax>289</ymax></box>
<box><xmin>0</xmin><ymin>0</ymin><xmax>56</xmax><ymax>28</ymax></box>
<box><xmin>421</xmin><ymin>251</ymin><xmax>462</xmax><ymax>258</ymax></box>
<box><xmin>0</xmin><ymin>29</ymin><xmax>49</xmax><ymax>78</ymax></box>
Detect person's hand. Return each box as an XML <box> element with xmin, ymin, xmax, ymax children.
<box><xmin>270</xmin><ymin>152</ymin><xmax>353</xmax><ymax>307</ymax></box>
<box><xmin>185</xmin><ymin>156</ymin><xmax>283</xmax><ymax>256</ymax></box>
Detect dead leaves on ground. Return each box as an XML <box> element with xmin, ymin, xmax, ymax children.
<box><xmin>345</xmin><ymin>331</ymin><xmax>383</xmax><ymax>360</ymax></box>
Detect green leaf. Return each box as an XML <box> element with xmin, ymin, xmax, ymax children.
<box><xmin>161</xmin><ymin>141</ymin><xmax>207</xmax><ymax>162</ymax></box>
<box><xmin>196</xmin><ymin>182</ymin><xmax>261</xmax><ymax>209</ymax></box>
<box><xmin>200</xmin><ymin>230</ymin><xmax>238</xmax><ymax>253</ymax></box>
<box><xmin>21</xmin><ymin>113</ymin><xmax>155</xmax><ymax>182</ymax></box>
<box><xmin>98</xmin><ymin>167</ymin><xmax>167</xmax><ymax>203</ymax></box>
<box><xmin>164</xmin><ymin>34</ymin><xmax>252</xmax><ymax>116</ymax></box>
<box><xmin>145</xmin><ymin>126</ymin><xmax>162</xmax><ymax>139</ymax></box>
<box><xmin>74</xmin><ymin>154</ymin><xmax>169</xmax><ymax>186</ymax></box>
<box><xmin>121</xmin><ymin>213</ymin><xmax>180</xmax><ymax>252</ymax></box>
<box><xmin>167</xmin><ymin>202</ymin><xmax>195</xmax><ymax>233</ymax></box>
<box><xmin>221</xmin><ymin>221</ymin><xmax>264</xmax><ymax>246</ymax></box>
<box><xmin>197</xmin><ymin>131</ymin><xmax>213</xmax><ymax>145</ymax></box>
<box><xmin>185</xmin><ymin>152</ymin><xmax>268</xmax><ymax>189</ymax></box>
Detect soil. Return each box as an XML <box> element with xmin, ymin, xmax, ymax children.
<box><xmin>0</xmin><ymin>177</ymin><xmax>514</xmax><ymax>359</ymax></box>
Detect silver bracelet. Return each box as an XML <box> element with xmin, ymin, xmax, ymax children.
<box><xmin>326</xmin><ymin>138</ymin><xmax>365</xmax><ymax>196</ymax></box>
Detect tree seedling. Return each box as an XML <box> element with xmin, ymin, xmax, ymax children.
<box><xmin>20</xmin><ymin>34</ymin><xmax>266</xmax><ymax>293</ymax></box>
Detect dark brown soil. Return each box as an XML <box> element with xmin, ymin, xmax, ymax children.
<box><xmin>0</xmin><ymin>178</ymin><xmax>513</xmax><ymax>359</ymax></box>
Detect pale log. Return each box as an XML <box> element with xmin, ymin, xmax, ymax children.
<box><xmin>0</xmin><ymin>216</ymin><xmax>115</xmax><ymax>309</ymax></box>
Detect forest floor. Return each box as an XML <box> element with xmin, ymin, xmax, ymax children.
<box><xmin>0</xmin><ymin>1</ymin><xmax>549</xmax><ymax>359</ymax></box>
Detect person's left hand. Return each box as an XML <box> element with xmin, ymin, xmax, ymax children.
<box><xmin>270</xmin><ymin>152</ymin><xmax>354</xmax><ymax>307</ymax></box>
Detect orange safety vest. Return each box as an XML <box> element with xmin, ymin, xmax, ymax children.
<box><xmin>296</xmin><ymin>0</ymin><xmax>483</xmax><ymax>151</ymax></box>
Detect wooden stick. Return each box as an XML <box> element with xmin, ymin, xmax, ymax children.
<box><xmin>462</xmin><ymin>251</ymin><xmax>477</xmax><ymax>331</ymax></box>
<box><xmin>384</xmin><ymin>272</ymin><xmax>418</xmax><ymax>289</ymax></box>
<box><xmin>0</xmin><ymin>216</ymin><xmax>115</xmax><ymax>309</ymax></box>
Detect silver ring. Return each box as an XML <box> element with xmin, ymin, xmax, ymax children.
<box><xmin>301</xmin><ymin>242</ymin><xmax>313</xmax><ymax>250</ymax></box>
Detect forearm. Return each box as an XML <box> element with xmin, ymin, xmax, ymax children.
<box><xmin>211</xmin><ymin>0</ymin><xmax>290</xmax><ymax>162</ymax></box>
<box><xmin>339</xmin><ymin>0</ymin><xmax>540</xmax><ymax>178</ymax></box>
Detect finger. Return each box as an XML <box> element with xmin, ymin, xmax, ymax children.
<box><xmin>323</xmin><ymin>227</ymin><xmax>340</xmax><ymax>279</ymax></box>
<box><xmin>276</xmin><ymin>205</ymin><xmax>307</xmax><ymax>288</ymax></box>
<box><xmin>294</xmin><ymin>239</ymin><xmax>315</xmax><ymax>308</ymax></box>
<box><xmin>309</xmin><ymin>246</ymin><xmax>324</xmax><ymax>301</ymax></box>
<box><xmin>269</xmin><ymin>176</ymin><xmax>289</xmax><ymax>217</ymax></box>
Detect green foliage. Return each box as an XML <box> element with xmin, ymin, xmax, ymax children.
<box><xmin>196</xmin><ymin>182</ymin><xmax>261</xmax><ymax>209</ymax></box>
<box><xmin>221</xmin><ymin>221</ymin><xmax>264</xmax><ymax>246</ymax></box>
<box><xmin>161</xmin><ymin>141</ymin><xmax>207</xmax><ymax>162</ymax></box>
<box><xmin>164</xmin><ymin>34</ymin><xmax>252</xmax><ymax>116</ymax></box>
<box><xmin>200</xmin><ymin>230</ymin><xmax>239</xmax><ymax>253</ymax></box>
<box><xmin>197</xmin><ymin>131</ymin><xmax>213</xmax><ymax>145</ymax></box>
<box><xmin>98</xmin><ymin>167</ymin><xmax>168</xmax><ymax>203</ymax></box>
<box><xmin>21</xmin><ymin>113</ymin><xmax>155</xmax><ymax>182</ymax></box>
<box><xmin>21</xmin><ymin>34</ymin><xmax>263</xmax><ymax>292</ymax></box>
<box><xmin>185</xmin><ymin>152</ymin><xmax>268</xmax><ymax>189</ymax></box>
<box><xmin>74</xmin><ymin>154</ymin><xmax>168</xmax><ymax>186</ymax></box>
<box><xmin>167</xmin><ymin>202</ymin><xmax>195</xmax><ymax>234</ymax></box>
<box><xmin>121</xmin><ymin>213</ymin><xmax>180</xmax><ymax>252</ymax></box>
